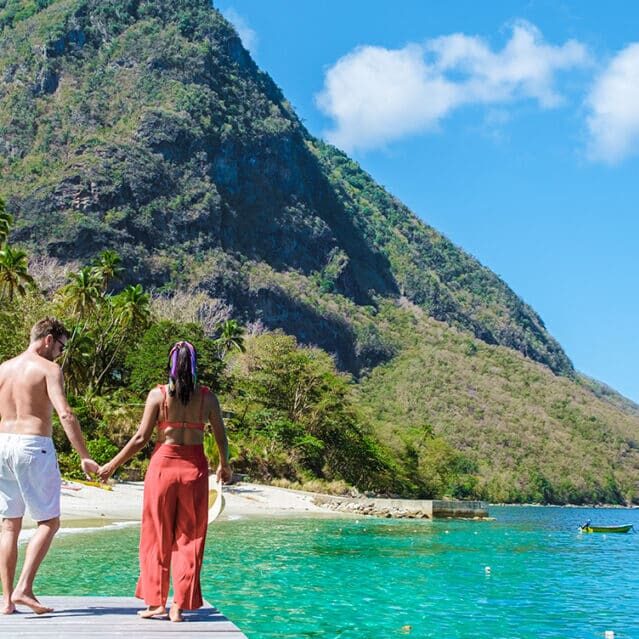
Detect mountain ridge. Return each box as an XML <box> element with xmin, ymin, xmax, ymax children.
<box><xmin>1</xmin><ymin>0</ymin><xmax>572</xmax><ymax>376</ymax></box>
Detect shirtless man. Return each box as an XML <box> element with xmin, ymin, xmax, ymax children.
<box><xmin>0</xmin><ymin>317</ymin><xmax>99</xmax><ymax>615</ymax></box>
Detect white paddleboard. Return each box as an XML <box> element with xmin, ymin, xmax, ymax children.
<box><xmin>208</xmin><ymin>479</ymin><xmax>225</xmax><ymax>524</ymax></box>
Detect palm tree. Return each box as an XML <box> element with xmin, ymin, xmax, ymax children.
<box><xmin>61</xmin><ymin>267</ymin><xmax>101</xmax><ymax>317</ymax></box>
<box><xmin>214</xmin><ymin>319</ymin><xmax>245</xmax><ymax>358</ymax></box>
<box><xmin>60</xmin><ymin>325</ymin><xmax>95</xmax><ymax>394</ymax></box>
<box><xmin>92</xmin><ymin>285</ymin><xmax>151</xmax><ymax>391</ymax></box>
<box><xmin>0</xmin><ymin>196</ymin><xmax>13</xmax><ymax>246</ymax></box>
<box><xmin>113</xmin><ymin>284</ymin><xmax>150</xmax><ymax>330</ymax></box>
<box><xmin>91</xmin><ymin>249</ymin><xmax>123</xmax><ymax>292</ymax></box>
<box><xmin>0</xmin><ymin>245</ymin><xmax>34</xmax><ymax>300</ymax></box>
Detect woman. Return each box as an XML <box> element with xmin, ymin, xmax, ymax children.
<box><xmin>98</xmin><ymin>341</ymin><xmax>231</xmax><ymax>622</ymax></box>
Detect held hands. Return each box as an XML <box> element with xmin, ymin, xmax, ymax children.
<box><xmin>81</xmin><ymin>458</ymin><xmax>100</xmax><ymax>480</ymax></box>
<box><xmin>81</xmin><ymin>457</ymin><xmax>113</xmax><ymax>485</ymax></box>
<box><xmin>216</xmin><ymin>461</ymin><xmax>232</xmax><ymax>484</ymax></box>
<box><xmin>97</xmin><ymin>462</ymin><xmax>115</xmax><ymax>483</ymax></box>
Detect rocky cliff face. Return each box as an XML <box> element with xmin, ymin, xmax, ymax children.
<box><xmin>0</xmin><ymin>0</ymin><xmax>572</xmax><ymax>375</ymax></box>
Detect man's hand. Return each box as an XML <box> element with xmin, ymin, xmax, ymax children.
<box><xmin>97</xmin><ymin>462</ymin><xmax>115</xmax><ymax>483</ymax></box>
<box><xmin>216</xmin><ymin>461</ymin><xmax>232</xmax><ymax>484</ymax></box>
<box><xmin>80</xmin><ymin>458</ymin><xmax>100</xmax><ymax>480</ymax></box>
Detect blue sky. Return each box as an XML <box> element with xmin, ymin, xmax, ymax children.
<box><xmin>214</xmin><ymin>1</ymin><xmax>639</xmax><ymax>402</ymax></box>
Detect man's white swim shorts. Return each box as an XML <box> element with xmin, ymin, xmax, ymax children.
<box><xmin>0</xmin><ymin>434</ymin><xmax>61</xmax><ymax>521</ymax></box>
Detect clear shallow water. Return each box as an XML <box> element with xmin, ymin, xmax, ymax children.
<box><xmin>32</xmin><ymin>506</ymin><xmax>639</xmax><ymax>639</ymax></box>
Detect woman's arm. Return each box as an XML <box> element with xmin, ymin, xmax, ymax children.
<box><xmin>208</xmin><ymin>392</ymin><xmax>232</xmax><ymax>483</ymax></box>
<box><xmin>97</xmin><ymin>388</ymin><xmax>160</xmax><ymax>481</ymax></box>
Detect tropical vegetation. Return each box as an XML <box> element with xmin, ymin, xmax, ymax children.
<box><xmin>0</xmin><ymin>2</ymin><xmax>638</xmax><ymax>503</ymax></box>
<box><xmin>0</xmin><ymin>204</ymin><xmax>638</xmax><ymax>502</ymax></box>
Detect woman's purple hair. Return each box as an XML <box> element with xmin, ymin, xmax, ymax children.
<box><xmin>167</xmin><ymin>341</ymin><xmax>198</xmax><ymax>405</ymax></box>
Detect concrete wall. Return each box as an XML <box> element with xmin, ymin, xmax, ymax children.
<box><xmin>312</xmin><ymin>495</ymin><xmax>489</xmax><ymax>519</ymax></box>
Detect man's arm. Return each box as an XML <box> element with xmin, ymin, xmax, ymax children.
<box><xmin>208</xmin><ymin>392</ymin><xmax>232</xmax><ymax>483</ymax></box>
<box><xmin>46</xmin><ymin>365</ymin><xmax>99</xmax><ymax>478</ymax></box>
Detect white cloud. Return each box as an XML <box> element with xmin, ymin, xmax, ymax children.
<box><xmin>316</xmin><ymin>22</ymin><xmax>588</xmax><ymax>152</ymax></box>
<box><xmin>587</xmin><ymin>43</ymin><xmax>639</xmax><ymax>164</ymax></box>
<box><xmin>315</xmin><ymin>45</ymin><xmax>459</xmax><ymax>151</ymax></box>
<box><xmin>222</xmin><ymin>8</ymin><xmax>258</xmax><ymax>55</ymax></box>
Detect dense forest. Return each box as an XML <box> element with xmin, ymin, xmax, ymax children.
<box><xmin>1</xmin><ymin>1</ymin><xmax>638</xmax><ymax>503</ymax></box>
<box><xmin>0</xmin><ymin>207</ymin><xmax>409</xmax><ymax>496</ymax></box>
<box><xmin>3</xmin><ymin>201</ymin><xmax>638</xmax><ymax>503</ymax></box>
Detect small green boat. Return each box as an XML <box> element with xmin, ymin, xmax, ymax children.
<box><xmin>579</xmin><ymin>522</ymin><xmax>633</xmax><ymax>534</ymax></box>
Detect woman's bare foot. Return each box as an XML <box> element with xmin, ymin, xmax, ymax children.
<box><xmin>137</xmin><ymin>605</ymin><xmax>167</xmax><ymax>619</ymax></box>
<box><xmin>169</xmin><ymin>603</ymin><xmax>184</xmax><ymax>622</ymax></box>
<box><xmin>1</xmin><ymin>600</ymin><xmax>15</xmax><ymax>615</ymax></box>
<box><xmin>11</xmin><ymin>591</ymin><xmax>52</xmax><ymax>615</ymax></box>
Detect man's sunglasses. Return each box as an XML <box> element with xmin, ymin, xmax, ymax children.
<box><xmin>54</xmin><ymin>337</ymin><xmax>67</xmax><ymax>352</ymax></box>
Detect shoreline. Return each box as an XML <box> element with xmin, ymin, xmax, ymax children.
<box><xmin>18</xmin><ymin>481</ymin><xmax>636</xmax><ymax>541</ymax></box>
<box><xmin>490</xmin><ymin>501</ymin><xmax>639</xmax><ymax>509</ymax></box>
<box><xmin>21</xmin><ymin>480</ymin><xmax>345</xmax><ymax>535</ymax></box>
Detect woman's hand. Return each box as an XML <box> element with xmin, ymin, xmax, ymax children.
<box><xmin>216</xmin><ymin>461</ymin><xmax>232</xmax><ymax>484</ymax></box>
<box><xmin>97</xmin><ymin>462</ymin><xmax>115</xmax><ymax>483</ymax></box>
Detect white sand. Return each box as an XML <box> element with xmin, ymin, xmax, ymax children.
<box><xmin>20</xmin><ymin>479</ymin><xmax>336</xmax><ymax>532</ymax></box>
<box><xmin>221</xmin><ymin>482</ymin><xmax>333</xmax><ymax>518</ymax></box>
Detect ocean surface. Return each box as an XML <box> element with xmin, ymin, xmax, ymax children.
<box><xmin>30</xmin><ymin>506</ymin><xmax>639</xmax><ymax>639</ymax></box>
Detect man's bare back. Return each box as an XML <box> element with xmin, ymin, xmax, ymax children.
<box><xmin>0</xmin><ymin>351</ymin><xmax>63</xmax><ymax>437</ymax></box>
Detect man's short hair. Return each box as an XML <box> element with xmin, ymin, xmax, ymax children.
<box><xmin>30</xmin><ymin>317</ymin><xmax>69</xmax><ymax>343</ymax></box>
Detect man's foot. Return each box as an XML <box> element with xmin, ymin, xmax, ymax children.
<box><xmin>1</xmin><ymin>600</ymin><xmax>15</xmax><ymax>615</ymax></box>
<box><xmin>169</xmin><ymin>603</ymin><xmax>184</xmax><ymax>623</ymax></box>
<box><xmin>11</xmin><ymin>591</ymin><xmax>53</xmax><ymax>615</ymax></box>
<box><xmin>137</xmin><ymin>605</ymin><xmax>167</xmax><ymax>619</ymax></box>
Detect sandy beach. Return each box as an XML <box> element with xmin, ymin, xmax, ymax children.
<box><xmin>20</xmin><ymin>479</ymin><xmax>336</xmax><ymax>532</ymax></box>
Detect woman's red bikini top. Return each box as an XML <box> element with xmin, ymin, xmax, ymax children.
<box><xmin>157</xmin><ymin>384</ymin><xmax>208</xmax><ymax>431</ymax></box>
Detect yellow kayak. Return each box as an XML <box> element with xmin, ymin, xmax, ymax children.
<box><xmin>70</xmin><ymin>479</ymin><xmax>113</xmax><ymax>491</ymax></box>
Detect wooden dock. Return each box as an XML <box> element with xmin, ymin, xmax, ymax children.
<box><xmin>0</xmin><ymin>597</ymin><xmax>248</xmax><ymax>638</ymax></box>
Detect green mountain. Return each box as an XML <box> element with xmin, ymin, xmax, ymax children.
<box><xmin>357</xmin><ymin>303</ymin><xmax>639</xmax><ymax>503</ymax></box>
<box><xmin>1</xmin><ymin>0</ymin><xmax>638</xmax><ymax>502</ymax></box>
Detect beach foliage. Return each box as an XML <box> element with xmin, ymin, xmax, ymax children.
<box><xmin>0</xmin><ymin>241</ymin><xmax>402</xmax><ymax>493</ymax></box>
<box><xmin>224</xmin><ymin>332</ymin><xmax>403</xmax><ymax>493</ymax></box>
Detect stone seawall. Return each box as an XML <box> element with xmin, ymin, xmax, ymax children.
<box><xmin>312</xmin><ymin>495</ymin><xmax>489</xmax><ymax>519</ymax></box>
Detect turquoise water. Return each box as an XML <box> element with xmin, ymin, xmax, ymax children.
<box><xmin>33</xmin><ymin>506</ymin><xmax>639</xmax><ymax>638</ymax></box>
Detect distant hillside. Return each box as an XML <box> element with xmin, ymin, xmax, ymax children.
<box><xmin>356</xmin><ymin>301</ymin><xmax>639</xmax><ymax>503</ymax></box>
<box><xmin>2</xmin><ymin>0</ymin><xmax>638</xmax><ymax>503</ymax></box>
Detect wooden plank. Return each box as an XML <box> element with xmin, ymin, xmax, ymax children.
<box><xmin>0</xmin><ymin>597</ymin><xmax>247</xmax><ymax>638</ymax></box>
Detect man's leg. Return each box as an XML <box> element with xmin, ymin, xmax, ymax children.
<box><xmin>0</xmin><ymin>517</ymin><xmax>22</xmax><ymax>614</ymax></box>
<box><xmin>11</xmin><ymin>516</ymin><xmax>59</xmax><ymax>614</ymax></box>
